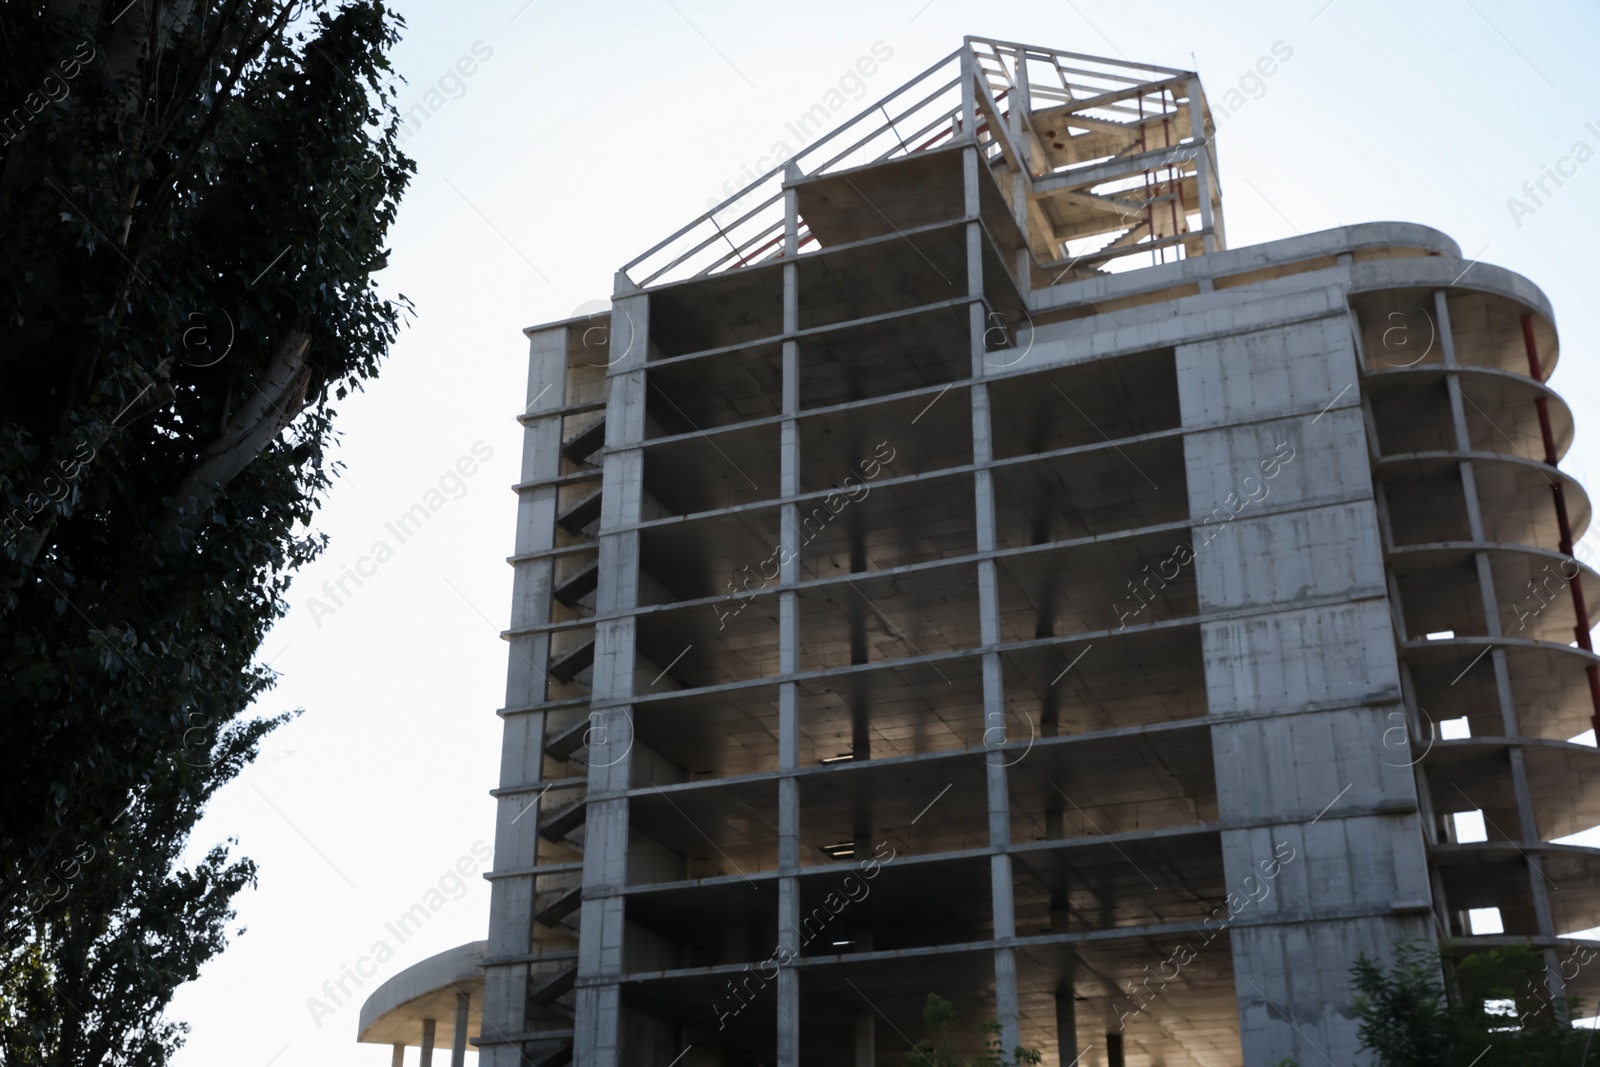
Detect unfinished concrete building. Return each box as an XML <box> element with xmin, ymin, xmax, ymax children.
<box><xmin>362</xmin><ymin>35</ymin><xmax>1600</xmax><ymax>1067</ymax></box>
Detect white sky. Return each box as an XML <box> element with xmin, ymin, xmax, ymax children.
<box><xmin>165</xmin><ymin>1</ymin><xmax>1600</xmax><ymax>1063</ymax></box>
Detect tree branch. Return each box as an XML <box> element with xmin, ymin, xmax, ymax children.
<box><xmin>162</xmin><ymin>328</ymin><xmax>312</xmax><ymax>540</ymax></box>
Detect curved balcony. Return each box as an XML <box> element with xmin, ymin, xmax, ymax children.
<box><xmin>1354</xmin><ymin>286</ymin><xmax>1559</xmax><ymax>379</ymax></box>
<box><xmin>1388</xmin><ymin>542</ymin><xmax>1600</xmax><ymax>646</ymax></box>
<box><xmin>1446</xmin><ymin>287</ymin><xmax>1560</xmax><ymax>379</ymax></box>
<box><xmin>1378</xmin><ymin>451</ymin><xmax>1590</xmax><ymax>551</ymax></box>
<box><xmin>1366</xmin><ymin>364</ymin><xmax>1574</xmax><ymax>463</ymax></box>
<box><xmin>1402</xmin><ymin>636</ymin><xmax>1600</xmax><ymax>742</ymax></box>
<box><xmin>1434</xmin><ymin>842</ymin><xmax>1600</xmax><ymax>938</ymax></box>
<box><xmin>1424</xmin><ymin>737</ymin><xmax>1600</xmax><ymax>842</ymax></box>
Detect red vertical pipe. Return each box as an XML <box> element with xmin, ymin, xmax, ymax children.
<box><xmin>1522</xmin><ymin>312</ymin><xmax>1600</xmax><ymax>732</ymax></box>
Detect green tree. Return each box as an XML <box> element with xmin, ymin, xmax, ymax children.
<box><xmin>0</xmin><ymin>0</ymin><xmax>412</xmax><ymax>1061</ymax></box>
<box><xmin>904</xmin><ymin>994</ymin><xmax>1044</xmax><ymax>1067</ymax></box>
<box><xmin>1352</xmin><ymin>941</ymin><xmax>1594</xmax><ymax>1067</ymax></box>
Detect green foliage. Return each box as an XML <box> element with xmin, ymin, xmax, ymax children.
<box><xmin>904</xmin><ymin>994</ymin><xmax>1044</xmax><ymax>1067</ymax></box>
<box><xmin>1351</xmin><ymin>941</ymin><xmax>1595</xmax><ymax>1067</ymax></box>
<box><xmin>0</xmin><ymin>1</ymin><xmax>412</xmax><ymax>1062</ymax></box>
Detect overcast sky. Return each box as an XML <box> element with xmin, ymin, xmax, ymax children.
<box><xmin>165</xmin><ymin>1</ymin><xmax>1600</xmax><ymax>1063</ymax></box>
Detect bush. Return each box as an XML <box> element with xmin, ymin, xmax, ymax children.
<box><xmin>903</xmin><ymin>994</ymin><xmax>1043</xmax><ymax>1067</ymax></box>
<box><xmin>1351</xmin><ymin>941</ymin><xmax>1594</xmax><ymax>1067</ymax></box>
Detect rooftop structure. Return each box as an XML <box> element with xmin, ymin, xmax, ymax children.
<box><xmin>360</xmin><ymin>35</ymin><xmax>1600</xmax><ymax>1067</ymax></box>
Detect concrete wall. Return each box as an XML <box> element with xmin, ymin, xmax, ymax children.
<box><xmin>1179</xmin><ymin>311</ymin><xmax>1433</xmax><ymax>1066</ymax></box>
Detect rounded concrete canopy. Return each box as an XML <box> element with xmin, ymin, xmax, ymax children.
<box><xmin>357</xmin><ymin>940</ymin><xmax>485</xmax><ymax>1050</ymax></box>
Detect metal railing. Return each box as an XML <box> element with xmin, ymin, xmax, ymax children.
<box><xmin>620</xmin><ymin>37</ymin><xmax>1214</xmax><ymax>289</ymax></box>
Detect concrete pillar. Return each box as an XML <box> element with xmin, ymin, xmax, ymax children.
<box><xmin>777</xmin><ymin>543</ymin><xmax>800</xmax><ymax>1067</ymax></box>
<box><xmin>1000</xmin><ymin>52</ymin><xmax>1035</xmax><ymax>288</ymax></box>
<box><xmin>959</xmin><ymin>44</ymin><xmax>977</xmax><ymax>140</ymax></box>
<box><xmin>854</xmin><ymin>1010</ymin><xmax>875</xmax><ymax>1066</ymax></box>
<box><xmin>1187</xmin><ymin>79</ymin><xmax>1218</xmax><ymax>255</ymax></box>
<box><xmin>391</xmin><ymin>1043</ymin><xmax>405</xmax><ymax>1067</ymax></box>
<box><xmin>571</xmin><ymin>279</ymin><xmax>651</xmax><ymax>1067</ymax></box>
<box><xmin>1054</xmin><ymin>985</ymin><xmax>1078</xmax><ymax>1066</ymax></box>
<box><xmin>482</xmin><ymin>321</ymin><xmax>569</xmax><ymax>1066</ymax></box>
<box><xmin>451</xmin><ymin>990</ymin><xmax>470</xmax><ymax>1067</ymax></box>
<box><xmin>776</xmin><ymin>852</ymin><xmax>800</xmax><ymax>1065</ymax></box>
<box><xmin>420</xmin><ymin>1019</ymin><xmax>436</xmax><ymax>1067</ymax></box>
<box><xmin>1007</xmin><ymin>45</ymin><xmax>1031</xmax><ymax>273</ymax></box>
<box><xmin>962</xmin><ymin>138</ymin><xmax>1020</xmax><ymax>1055</ymax></box>
<box><xmin>775</xmin><ymin>179</ymin><xmax>803</xmax><ymax>1067</ymax></box>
